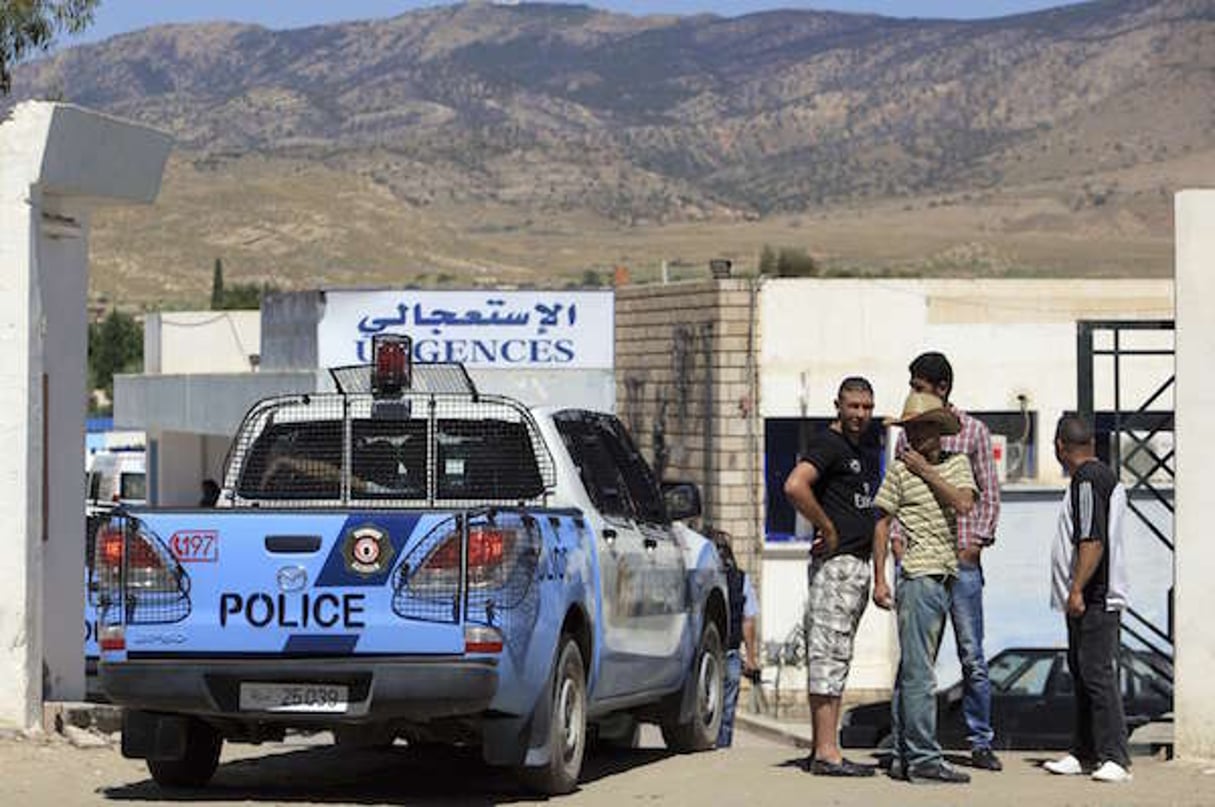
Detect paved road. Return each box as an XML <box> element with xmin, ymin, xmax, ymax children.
<box><xmin>2</xmin><ymin>724</ymin><xmax>1212</xmax><ymax>806</ymax></box>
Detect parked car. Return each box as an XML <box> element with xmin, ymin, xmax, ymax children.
<box><xmin>840</xmin><ymin>646</ymin><xmax>1173</xmax><ymax>750</ymax></box>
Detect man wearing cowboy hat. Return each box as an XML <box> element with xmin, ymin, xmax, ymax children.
<box><xmin>873</xmin><ymin>391</ymin><xmax>978</xmax><ymax>785</ymax></box>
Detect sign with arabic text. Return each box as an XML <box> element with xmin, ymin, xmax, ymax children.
<box><xmin>317</xmin><ymin>290</ymin><xmax>614</xmax><ymax>370</ymax></box>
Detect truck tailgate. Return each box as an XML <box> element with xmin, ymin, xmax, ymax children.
<box><xmin>102</xmin><ymin>509</ymin><xmax>470</xmax><ymax>658</ymax></box>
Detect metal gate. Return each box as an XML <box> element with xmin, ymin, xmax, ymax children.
<box><xmin>1076</xmin><ymin>320</ymin><xmax>1174</xmax><ymax>670</ymax></box>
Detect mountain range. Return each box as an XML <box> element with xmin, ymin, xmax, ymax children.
<box><xmin>8</xmin><ymin>0</ymin><xmax>1213</xmax><ymax>304</ymax></box>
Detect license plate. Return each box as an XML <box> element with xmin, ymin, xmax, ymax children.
<box><xmin>239</xmin><ymin>682</ymin><xmax>349</xmax><ymax>713</ymax></box>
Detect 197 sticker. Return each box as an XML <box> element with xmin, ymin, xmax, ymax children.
<box><xmin>170</xmin><ymin>530</ymin><xmax>219</xmax><ymax>563</ymax></box>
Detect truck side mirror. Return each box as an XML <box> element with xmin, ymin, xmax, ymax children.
<box><xmin>662</xmin><ymin>481</ymin><xmax>701</xmax><ymax>522</ymax></box>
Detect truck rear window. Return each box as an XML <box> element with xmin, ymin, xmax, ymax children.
<box><xmin>236</xmin><ymin>418</ymin><xmax>544</xmax><ymax>503</ymax></box>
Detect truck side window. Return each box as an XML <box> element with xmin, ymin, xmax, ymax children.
<box><xmin>598</xmin><ymin>417</ymin><xmax>667</xmax><ymax>525</ymax></box>
<box><xmin>554</xmin><ymin>416</ymin><xmax>635</xmax><ymax>520</ymax></box>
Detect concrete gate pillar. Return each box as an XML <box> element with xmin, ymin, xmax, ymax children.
<box><xmin>1175</xmin><ymin>189</ymin><xmax>1215</xmax><ymax>761</ymax></box>
<box><xmin>0</xmin><ymin>102</ymin><xmax>170</xmax><ymax>728</ymax></box>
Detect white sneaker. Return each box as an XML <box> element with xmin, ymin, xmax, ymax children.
<box><xmin>1043</xmin><ymin>754</ymin><xmax>1084</xmax><ymax>775</ymax></box>
<box><xmin>1091</xmin><ymin>761</ymin><xmax>1133</xmax><ymax>783</ymax></box>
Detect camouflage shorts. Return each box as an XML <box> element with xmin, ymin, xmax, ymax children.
<box><xmin>805</xmin><ymin>553</ymin><xmax>871</xmax><ymax>697</ymax></box>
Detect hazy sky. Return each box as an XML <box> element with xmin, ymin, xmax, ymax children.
<box><xmin>65</xmin><ymin>0</ymin><xmax>1090</xmax><ymax>44</ymax></box>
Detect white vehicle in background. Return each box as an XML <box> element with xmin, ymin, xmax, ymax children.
<box><xmin>86</xmin><ymin>448</ymin><xmax>147</xmax><ymax>512</ymax></box>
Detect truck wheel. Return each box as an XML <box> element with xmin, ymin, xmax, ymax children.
<box><xmin>146</xmin><ymin>719</ymin><xmax>222</xmax><ymax>789</ymax></box>
<box><xmin>518</xmin><ymin>636</ymin><xmax>587</xmax><ymax>795</ymax></box>
<box><xmin>661</xmin><ymin>621</ymin><xmax>724</xmax><ymax>752</ymax></box>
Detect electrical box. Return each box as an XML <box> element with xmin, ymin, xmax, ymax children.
<box><xmin>991</xmin><ymin>433</ymin><xmax>1008</xmax><ymax>483</ymax></box>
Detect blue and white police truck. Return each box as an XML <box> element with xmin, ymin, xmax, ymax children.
<box><xmin>94</xmin><ymin>335</ymin><xmax>729</xmax><ymax>795</ymax></box>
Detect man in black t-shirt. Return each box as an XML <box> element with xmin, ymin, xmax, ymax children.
<box><xmin>783</xmin><ymin>376</ymin><xmax>878</xmax><ymax>777</ymax></box>
<box><xmin>1044</xmin><ymin>415</ymin><xmax>1132</xmax><ymax>784</ymax></box>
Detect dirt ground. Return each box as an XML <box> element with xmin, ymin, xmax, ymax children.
<box><xmin>2</xmin><ymin>724</ymin><xmax>1214</xmax><ymax>807</ymax></box>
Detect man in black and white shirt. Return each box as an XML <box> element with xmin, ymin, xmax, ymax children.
<box><xmin>1045</xmin><ymin>414</ymin><xmax>1131</xmax><ymax>784</ymax></box>
<box><xmin>783</xmin><ymin>376</ymin><xmax>879</xmax><ymax>777</ymax></box>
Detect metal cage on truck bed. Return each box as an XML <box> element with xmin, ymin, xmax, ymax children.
<box><xmin>220</xmin><ymin>363</ymin><xmax>557</xmax><ymax>510</ymax></box>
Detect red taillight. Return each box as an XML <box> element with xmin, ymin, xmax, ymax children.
<box><xmin>464</xmin><ymin>625</ymin><xmax>503</xmax><ymax>654</ymax></box>
<box><xmin>98</xmin><ymin>525</ymin><xmax>163</xmax><ymax>573</ymax></box>
<box><xmin>99</xmin><ymin>626</ymin><xmax>125</xmax><ymax>652</ymax></box>
<box><xmin>428</xmin><ymin>528</ymin><xmax>511</xmax><ymax>570</ymax></box>
<box><xmin>100</xmin><ymin>526</ymin><xmax>124</xmax><ymax>567</ymax></box>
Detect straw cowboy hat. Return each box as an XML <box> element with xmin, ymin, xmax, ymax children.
<box><xmin>894</xmin><ymin>391</ymin><xmax>962</xmax><ymax>435</ymax></box>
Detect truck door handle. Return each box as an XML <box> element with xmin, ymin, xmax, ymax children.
<box><xmin>643</xmin><ymin>536</ymin><xmax>658</xmax><ymax>550</ymax></box>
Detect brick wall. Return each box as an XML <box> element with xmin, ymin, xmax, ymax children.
<box><xmin>614</xmin><ymin>278</ymin><xmax>764</xmax><ymax>585</ymax></box>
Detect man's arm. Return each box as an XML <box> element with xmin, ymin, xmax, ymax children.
<box><xmin>742</xmin><ymin>617</ymin><xmax>759</xmax><ymax>673</ymax></box>
<box><xmin>872</xmin><ymin>514</ymin><xmax>894</xmax><ymax>609</ymax></box>
<box><xmin>900</xmin><ymin>450</ymin><xmax>977</xmax><ymax>514</ymax></box>
<box><xmin>741</xmin><ymin>575</ymin><xmax>761</xmax><ymax>674</ymax></box>
<box><xmin>783</xmin><ymin>461</ymin><xmax>838</xmax><ymax>555</ymax></box>
<box><xmin>1066</xmin><ymin>473</ymin><xmax>1110</xmax><ymax>616</ymax></box>
<box><xmin>1067</xmin><ymin>539</ymin><xmax>1103</xmax><ymax>617</ymax></box>
<box><xmin>968</xmin><ymin>421</ymin><xmax>1002</xmax><ymax>540</ymax></box>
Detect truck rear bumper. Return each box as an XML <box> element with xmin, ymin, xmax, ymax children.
<box><xmin>101</xmin><ymin>655</ymin><xmax>497</xmax><ymax>722</ymax></box>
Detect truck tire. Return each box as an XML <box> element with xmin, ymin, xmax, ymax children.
<box><xmin>518</xmin><ymin>635</ymin><xmax>587</xmax><ymax>795</ymax></box>
<box><xmin>661</xmin><ymin>621</ymin><xmax>724</xmax><ymax>752</ymax></box>
<box><xmin>146</xmin><ymin>719</ymin><xmax>222</xmax><ymax>789</ymax></box>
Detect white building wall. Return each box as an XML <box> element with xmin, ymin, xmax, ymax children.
<box><xmin>145</xmin><ymin>311</ymin><xmax>260</xmax><ymax>375</ymax></box>
<box><xmin>757</xmin><ymin>278</ymin><xmax>1174</xmax><ymax>701</ymax></box>
<box><xmin>0</xmin><ymin>103</ymin><xmax>169</xmax><ymax>727</ymax></box>
<box><xmin>1175</xmin><ymin>189</ymin><xmax>1215</xmax><ymax>761</ymax></box>
<box><xmin>0</xmin><ymin>104</ymin><xmax>50</xmax><ymax>729</ymax></box>
<box><xmin>151</xmin><ymin>430</ymin><xmax>213</xmax><ymax>508</ymax></box>
<box><xmin>760</xmin><ymin>278</ymin><xmax>1173</xmax><ymax>485</ymax></box>
<box><xmin>40</xmin><ymin>218</ymin><xmax>90</xmax><ymax>702</ymax></box>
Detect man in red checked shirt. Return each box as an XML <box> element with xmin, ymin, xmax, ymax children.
<box><xmin>895</xmin><ymin>352</ymin><xmax>1003</xmax><ymax>772</ymax></box>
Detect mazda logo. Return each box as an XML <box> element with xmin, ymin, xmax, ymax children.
<box><xmin>276</xmin><ymin>566</ymin><xmax>308</xmax><ymax>592</ymax></box>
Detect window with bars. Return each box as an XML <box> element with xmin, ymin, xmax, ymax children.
<box><xmin>228</xmin><ymin>393</ymin><xmax>554</xmax><ymax>507</ymax></box>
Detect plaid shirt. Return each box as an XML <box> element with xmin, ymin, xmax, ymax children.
<box><xmin>893</xmin><ymin>405</ymin><xmax>1001</xmax><ymax>550</ymax></box>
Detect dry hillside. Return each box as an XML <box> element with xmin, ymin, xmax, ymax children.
<box><xmin>7</xmin><ymin>0</ymin><xmax>1213</xmax><ymax>305</ymax></box>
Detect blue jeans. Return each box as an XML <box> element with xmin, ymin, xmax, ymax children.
<box><xmin>890</xmin><ymin>575</ymin><xmax>950</xmax><ymax>769</ymax></box>
<box><xmin>718</xmin><ymin>650</ymin><xmax>742</xmax><ymax>747</ymax></box>
<box><xmin>951</xmin><ymin>562</ymin><xmax>994</xmax><ymax>751</ymax></box>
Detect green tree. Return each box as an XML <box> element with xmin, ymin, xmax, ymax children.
<box><xmin>758</xmin><ymin>244</ymin><xmax>778</xmax><ymax>275</ymax></box>
<box><xmin>1</xmin><ymin>0</ymin><xmax>99</xmax><ymax>95</ymax></box>
<box><xmin>88</xmin><ymin>309</ymin><xmax>142</xmax><ymax>411</ymax></box>
<box><xmin>210</xmin><ymin>257</ymin><xmax>224</xmax><ymax>309</ymax></box>
<box><xmin>215</xmin><ymin>281</ymin><xmax>275</xmax><ymax>310</ymax></box>
<box><xmin>776</xmin><ymin>247</ymin><xmax>819</xmax><ymax>278</ymax></box>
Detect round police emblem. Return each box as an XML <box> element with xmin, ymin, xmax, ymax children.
<box><xmin>343</xmin><ymin>524</ymin><xmax>394</xmax><ymax>575</ymax></box>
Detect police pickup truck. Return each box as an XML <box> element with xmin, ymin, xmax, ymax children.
<box><xmin>95</xmin><ymin>335</ymin><xmax>728</xmax><ymax>795</ymax></box>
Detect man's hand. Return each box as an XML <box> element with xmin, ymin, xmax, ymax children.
<box><xmin>743</xmin><ymin>660</ymin><xmax>761</xmax><ymax>684</ymax></box>
<box><xmin>810</xmin><ymin>522</ymin><xmax>839</xmax><ymax>557</ymax></box>
<box><xmin>958</xmin><ymin>544</ymin><xmax>982</xmax><ymax>566</ymax></box>
<box><xmin>873</xmin><ymin>578</ymin><xmax>893</xmax><ymax>610</ymax></box>
<box><xmin>1067</xmin><ymin>588</ymin><xmax>1086</xmax><ymax>618</ymax></box>
<box><xmin>900</xmin><ymin>448</ymin><xmax>932</xmax><ymax>479</ymax></box>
